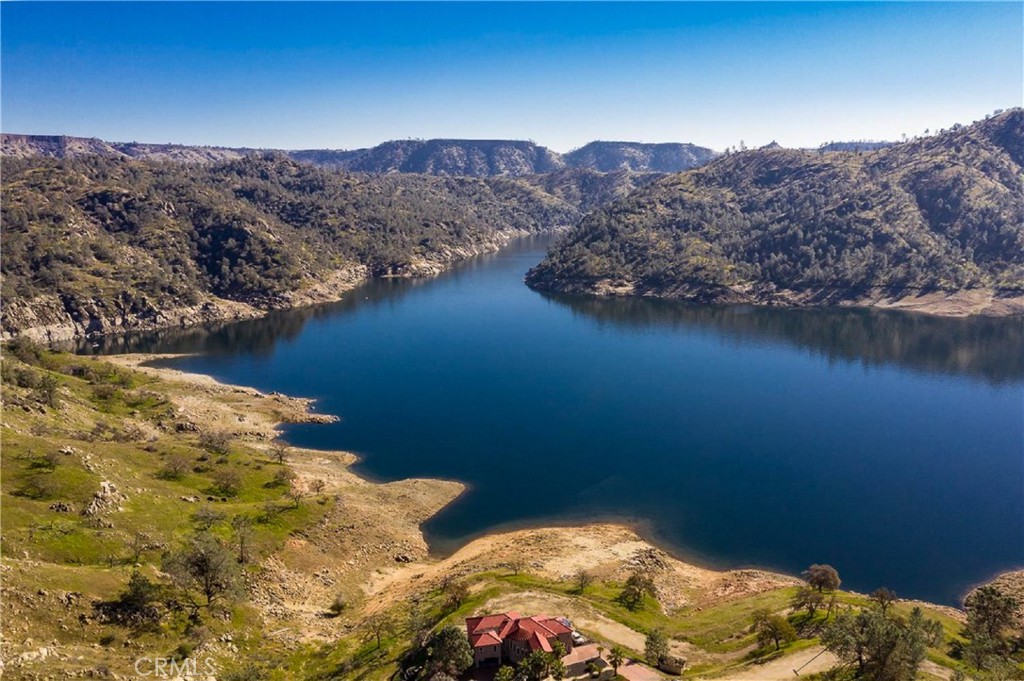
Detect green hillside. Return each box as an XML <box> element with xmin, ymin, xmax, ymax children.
<box><xmin>527</xmin><ymin>110</ymin><xmax>1024</xmax><ymax>310</ymax></box>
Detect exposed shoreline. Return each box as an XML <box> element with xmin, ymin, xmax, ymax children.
<box><xmin>108</xmin><ymin>353</ymin><xmax>997</xmax><ymax>617</ymax></box>
<box><xmin>3</xmin><ymin>229</ymin><xmax>538</xmax><ymax>344</ymax></box>
<box><xmin>526</xmin><ymin>276</ymin><xmax>1024</xmax><ymax>318</ymax></box>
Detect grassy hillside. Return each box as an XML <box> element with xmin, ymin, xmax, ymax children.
<box><xmin>0</xmin><ymin>154</ymin><xmax>580</xmax><ymax>340</ymax></box>
<box><xmin>527</xmin><ymin>110</ymin><xmax>1024</xmax><ymax>313</ymax></box>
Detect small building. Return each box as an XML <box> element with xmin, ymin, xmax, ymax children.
<box><xmin>465</xmin><ymin>611</ymin><xmax>574</xmax><ymax>667</ymax></box>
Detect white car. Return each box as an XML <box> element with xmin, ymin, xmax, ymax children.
<box><xmin>571</xmin><ymin>631</ymin><xmax>586</xmax><ymax>645</ymax></box>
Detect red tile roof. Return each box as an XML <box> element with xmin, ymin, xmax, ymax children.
<box><xmin>470</xmin><ymin>631</ymin><xmax>502</xmax><ymax>648</ymax></box>
<box><xmin>466</xmin><ymin>612</ymin><xmax>572</xmax><ymax>655</ymax></box>
<box><xmin>466</xmin><ymin>612</ymin><xmax>514</xmax><ymax>635</ymax></box>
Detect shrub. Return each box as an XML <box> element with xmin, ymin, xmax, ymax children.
<box><xmin>199</xmin><ymin>430</ymin><xmax>232</xmax><ymax>455</ymax></box>
<box><xmin>210</xmin><ymin>468</ymin><xmax>242</xmax><ymax>497</ymax></box>
<box><xmin>158</xmin><ymin>454</ymin><xmax>191</xmax><ymax>480</ymax></box>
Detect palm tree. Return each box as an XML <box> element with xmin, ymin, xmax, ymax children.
<box><xmin>609</xmin><ymin>647</ymin><xmax>625</xmax><ymax>676</ymax></box>
<box><xmin>494</xmin><ymin>666</ymin><xmax>516</xmax><ymax>681</ymax></box>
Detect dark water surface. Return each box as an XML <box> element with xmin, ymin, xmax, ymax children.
<box><xmin>88</xmin><ymin>237</ymin><xmax>1024</xmax><ymax>605</ymax></box>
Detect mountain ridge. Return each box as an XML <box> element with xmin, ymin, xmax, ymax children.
<box><xmin>1</xmin><ymin>132</ymin><xmax>717</xmax><ymax>176</ymax></box>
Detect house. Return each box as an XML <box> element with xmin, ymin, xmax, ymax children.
<box><xmin>465</xmin><ymin>611</ymin><xmax>574</xmax><ymax>667</ymax></box>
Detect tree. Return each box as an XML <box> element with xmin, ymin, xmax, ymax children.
<box><xmin>287</xmin><ymin>479</ymin><xmax>306</xmax><ymax>508</ymax></box>
<box><xmin>803</xmin><ymin>564</ymin><xmax>841</xmax><ymax>592</ymax></box>
<box><xmin>752</xmin><ymin>609</ymin><xmax>797</xmax><ymax>651</ymax></box>
<box><xmin>444</xmin><ymin>579</ymin><xmax>469</xmax><ymax>609</ymax></box>
<box><xmin>425</xmin><ymin>625</ymin><xmax>473</xmax><ymax>677</ymax></box>
<box><xmin>97</xmin><ymin>570</ymin><xmax>161</xmax><ymax>626</ymax></box>
<box><xmin>128</xmin><ymin>531</ymin><xmax>150</xmax><ymax>563</ymax></box>
<box><xmin>191</xmin><ymin>506</ymin><xmax>226</xmax><ymax>530</ymax></box>
<box><xmin>36</xmin><ymin>374</ymin><xmax>60</xmax><ymax>408</ymax></box>
<box><xmin>269</xmin><ymin>441</ymin><xmax>288</xmax><ymax>464</ymax></box>
<box><xmin>549</xmin><ymin>656</ymin><xmax>566</xmax><ymax>680</ymax></box>
<box><xmin>821</xmin><ymin>606</ymin><xmax>942</xmax><ymax>681</ymax></box>
<box><xmin>272</xmin><ymin>466</ymin><xmax>296</xmax><ymax>487</ymax></box>
<box><xmin>965</xmin><ymin>586</ymin><xmax>1019</xmax><ymax>642</ymax></box>
<box><xmin>231</xmin><ymin>515</ymin><xmax>253</xmax><ymax>564</ymax></box>
<box><xmin>364</xmin><ymin>612</ymin><xmax>395</xmax><ymax>649</ymax></box>
<box><xmin>494</xmin><ymin>666</ymin><xmax>516</xmax><ymax>681</ymax></box>
<box><xmin>309</xmin><ymin>478</ymin><xmax>326</xmax><ymax>497</ymax></box>
<box><xmin>159</xmin><ymin>453</ymin><xmax>191</xmax><ymax>480</ymax></box>
<box><xmin>871</xmin><ymin>588</ymin><xmax>898</xmax><ymax>614</ymax></box>
<box><xmin>407</xmin><ymin>601</ymin><xmax>433</xmax><ymax>648</ymax></box>
<box><xmin>508</xmin><ymin>557</ymin><xmax>527</xmax><ymax>576</ymax></box>
<box><xmin>210</xmin><ymin>468</ymin><xmax>242</xmax><ymax>497</ymax></box>
<box><xmin>516</xmin><ymin>650</ymin><xmax>552</xmax><ymax>681</ymax></box>
<box><xmin>162</xmin><ymin>531</ymin><xmax>241</xmax><ymax>611</ymax></box>
<box><xmin>792</xmin><ymin>586</ymin><xmax>825</xmax><ymax>618</ymax></box>
<box><xmin>960</xmin><ymin>585</ymin><xmax>1020</xmax><ymax>670</ymax></box>
<box><xmin>645</xmin><ymin>628</ymin><xmax>669</xmax><ymax>666</ymax></box>
<box><xmin>608</xmin><ymin>646</ymin><xmax>626</xmax><ymax>675</ymax></box>
<box><xmin>574</xmin><ymin>568</ymin><xmax>595</xmax><ymax>594</ymax></box>
<box><xmin>619</xmin><ymin>568</ymin><xmax>656</xmax><ymax>610</ymax></box>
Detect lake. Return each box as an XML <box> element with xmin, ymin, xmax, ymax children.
<box><xmin>86</xmin><ymin>236</ymin><xmax>1024</xmax><ymax>606</ymax></box>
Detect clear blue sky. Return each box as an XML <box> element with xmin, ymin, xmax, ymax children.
<box><xmin>2</xmin><ymin>2</ymin><xmax>1020</xmax><ymax>151</ymax></box>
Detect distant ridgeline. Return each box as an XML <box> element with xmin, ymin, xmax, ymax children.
<box><xmin>0</xmin><ymin>152</ymin><xmax>657</xmax><ymax>340</ymax></box>
<box><xmin>527</xmin><ymin>109</ymin><xmax>1024</xmax><ymax>313</ymax></box>
<box><xmin>1</xmin><ymin>134</ymin><xmax>718</xmax><ymax>176</ymax></box>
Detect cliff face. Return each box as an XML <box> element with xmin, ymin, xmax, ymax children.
<box><xmin>527</xmin><ymin>110</ymin><xmax>1024</xmax><ymax>315</ymax></box>
<box><xmin>1</xmin><ymin>133</ymin><xmax>257</xmax><ymax>164</ymax></box>
<box><xmin>564</xmin><ymin>141</ymin><xmax>718</xmax><ymax>172</ymax></box>
<box><xmin>343</xmin><ymin>139</ymin><xmax>566</xmax><ymax>176</ymax></box>
<box><xmin>3</xmin><ymin>133</ymin><xmax>718</xmax><ymax>176</ymax></box>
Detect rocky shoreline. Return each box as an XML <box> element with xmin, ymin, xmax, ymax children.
<box><xmin>2</xmin><ymin>230</ymin><xmax>532</xmax><ymax>344</ymax></box>
<box><xmin>525</xmin><ymin>273</ymin><xmax>1024</xmax><ymax>318</ymax></box>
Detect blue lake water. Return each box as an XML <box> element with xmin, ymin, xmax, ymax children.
<box><xmin>91</xmin><ymin>236</ymin><xmax>1024</xmax><ymax>605</ymax></box>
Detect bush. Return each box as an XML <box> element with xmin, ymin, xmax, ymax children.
<box><xmin>158</xmin><ymin>454</ymin><xmax>191</xmax><ymax>480</ymax></box>
<box><xmin>35</xmin><ymin>374</ymin><xmax>60</xmax><ymax>408</ymax></box>
<box><xmin>199</xmin><ymin>430</ymin><xmax>232</xmax><ymax>455</ymax></box>
<box><xmin>328</xmin><ymin>594</ymin><xmax>347</xmax><ymax>615</ymax></box>
<box><xmin>270</xmin><ymin>467</ymin><xmax>296</xmax><ymax>488</ymax></box>
<box><xmin>95</xmin><ymin>571</ymin><xmax>161</xmax><ymax>626</ymax></box>
<box><xmin>210</xmin><ymin>468</ymin><xmax>242</xmax><ymax>497</ymax></box>
<box><xmin>7</xmin><ymin>338</ymin><xmax>44</xmax><ymax>365</ymax></box>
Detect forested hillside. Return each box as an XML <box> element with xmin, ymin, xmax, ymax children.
<box><xmin>564</xmin><ymin>141</ymin><xmax>717</xmax><ymax>172</ymax></box>
<box><xmin>527</xmin><ymin>110</ymin><xmax>1024</xmax><ymax>315</ymax></box>
<box><xmin>3</xmin><ymin>133</ymin><xmax>719</xmax><ymax>176</ymax></box>
<box><xmin>0</xmin><ymin>154</ymin><xmax>580</xmax><ymax>340</ymax></box>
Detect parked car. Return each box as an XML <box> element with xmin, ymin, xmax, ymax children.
<box><xmin>571</xmin><ymin>630</ymin><xmax>586</xmax><ymax>645</ymax></box>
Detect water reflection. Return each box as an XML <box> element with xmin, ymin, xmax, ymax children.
<box><xmin>545</xmin><ymin>294</ymin><xmax>1024</xmax><ymax>385</ymax></box>
<box><xmin>78</xmin><ymin>282</ymin><xmax>1024</xmax><ymax>386</ymax></box>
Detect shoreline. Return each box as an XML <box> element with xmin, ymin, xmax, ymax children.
<box><xmin>108</xmin><ymin>352</ymin><xmax>997</xmax><ymax>616</ymax></box>
<box><xmin>526</xmin><ymin>276</ymin><xmax>1024</xmax><ymax>318</ymax></box>
<box><xmin>3</xmin><ymin>228</ymin><xmax>543</xmax><ymax>344</ymax></box>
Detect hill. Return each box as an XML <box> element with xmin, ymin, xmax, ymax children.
<box><xmin>341</xmin><ymin>138</ymin><xmax>565</xmax><ymax>176</ymax></box>
<box><xmin>527</xmin><ymin>110</ymin><xmax>1024</xmax><ymax>316</ymax></box>
<box><xmin>2</xmin><ymin>133</ymin><xmax>718</xmax><ymax>176</ymax></box>
<box><xmin>0</xmin><ymin>133</ymin><xmax>258</xmax><ymax>164</ymax></box>
<box><xmin>564</xmin><ymin>141</ymin><xmax>718</xmax><ymax>172</ymax></box>
<box><xmin>0</xmin><ymin>153</ymin><xmax>581</xmax><ymax>341</ymax></box>
<box><xmin>817</xmin><ymin>140</ymin><xmax>895</xmax><ymax>152</ymax></box>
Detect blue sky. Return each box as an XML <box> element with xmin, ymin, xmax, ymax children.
<box><xmin>2</xmin><ymin>2</ymin><xmax>1020</xmax><ymax>151</ymax></box>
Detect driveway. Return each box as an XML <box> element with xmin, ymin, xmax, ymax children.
<box><xmin>617</xmin><ymin>659</ymin><xmax>666</xmax><ymax>681</ymax></box>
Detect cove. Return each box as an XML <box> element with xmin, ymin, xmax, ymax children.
<box><xmin>86</xmin><ymin>236</ymin><xmax>1024</xmax><ymax>606</ymax></box>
